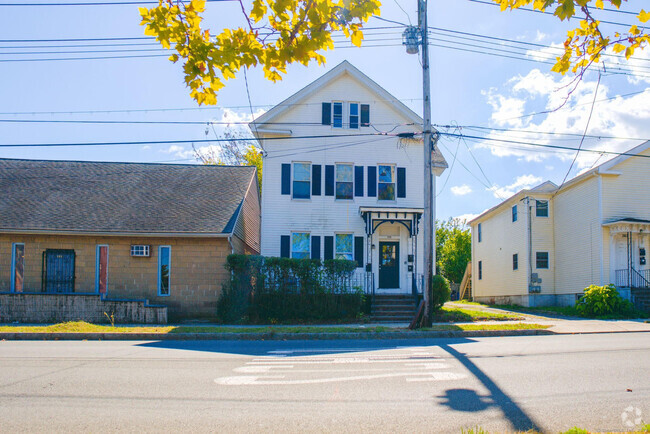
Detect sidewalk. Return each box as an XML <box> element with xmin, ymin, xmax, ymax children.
<box><xmin>445</xmin><ymin>301</ymin><xmax>650</xmax><ymax>334</ymax></box>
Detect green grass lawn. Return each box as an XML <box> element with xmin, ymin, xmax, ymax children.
<box><xmin>455</xmin><ymin>300</ymin><xmax>649</xmax><ymax>320</ymax></box>
<box><xmin>0</xmin><ymin>321</ymin><xmax>549</xmax><ymax>334</ymax></box>
<box><xmin>433</xmin><ymin>306</ymin><xmax>524</xmax><ymax>322</ymax></box>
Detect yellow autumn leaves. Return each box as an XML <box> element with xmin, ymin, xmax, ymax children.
<box><xmin>494</xmin><ymin>0</ymin><xmax>649</xmax><ymax>75</ymax></box>
<box><xmin>140</xmin><ymin>0</ymin><xmax>380</xmax><ymax>105</ymax></box>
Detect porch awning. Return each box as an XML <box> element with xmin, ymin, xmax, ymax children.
<box><xmin>359</xmin><ymin>207</ymin><xmax>423</xmax><ymax>237</ymax></box>
<box><xmin>603</xmin><ymin>218</ymin><xmax>650</xmax><ymax>234</ymax></box>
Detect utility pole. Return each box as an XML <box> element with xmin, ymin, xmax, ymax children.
<box><xmin>419</xmin><ymin>0</ymin><xmax>433</xmax><ymax>327</ymax></box>
<box><xmin>403</xmin><ymin>0</ymin><xmax>435</xmax><ymax>327</ymax></box>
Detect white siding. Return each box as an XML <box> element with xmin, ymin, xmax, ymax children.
<box><xmin>602</xmin><ymin>147</ymin><xmax>650</xmax><ymax>221</ymax></box>
<box><xmin>553</xmin><ymin>176</ymin><xmax>600</xmax><ymax>294</ymax></box>
<box><xmin>471</xmin><ymin>201</ymin><xmax>528</xmax><ymax>297</ymax></box>
<box><xmin>259</xmin><ymin>72</ymin><xmax>426</xmax><ymax>287</ymax></box>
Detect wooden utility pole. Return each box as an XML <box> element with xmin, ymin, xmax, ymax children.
<box><xmin>419</xmin><ymin>0</ymin><xmax>434</xmax><ymax>327</ymax></box>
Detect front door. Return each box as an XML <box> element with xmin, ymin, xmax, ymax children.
<box><xmin>42</xmin><ymin>249</ymin><xmax>76</xmax><ymax>293</ymax></box>
<box><xmin>379</xmin><ymin>241</ymin><xmax>400</xmax><ymax>289</ymax></box>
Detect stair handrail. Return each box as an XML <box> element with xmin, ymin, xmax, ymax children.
<box><xmin>631</xmin><ymin>267</ymin><xmax>650</xmax><ymax>288</ymax></box>
<box><xmin>459</xmin><ymin>261</ymin><xmax>472</xmax><ymax>300</ymax></box>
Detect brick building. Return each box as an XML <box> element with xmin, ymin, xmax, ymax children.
<box><xmin>0</xmin><ymin>159</ymin><xmax>260</xmax><ymax>322</ymax></box>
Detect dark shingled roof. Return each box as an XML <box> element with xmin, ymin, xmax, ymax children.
<box><xmin>0</xmin><ymin>159</ymin><xmax>256</xmax><ymax>234</ymax></box>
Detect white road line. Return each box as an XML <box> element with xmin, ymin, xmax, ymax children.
<box><xmin>215</xmin><ymin>371</ymin><xmax>467</xmax><ymax>386</ymax></box>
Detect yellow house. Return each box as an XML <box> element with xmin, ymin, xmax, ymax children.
<box><xmin>469</xmin><ymin>141</ymin><xmax>650</xmax><ymax>311</ymax></box>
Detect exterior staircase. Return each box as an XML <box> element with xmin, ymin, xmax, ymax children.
<box><xmin>370</xmin><ymin>295</ymin><xmax>418</xmax><ymax>323</ymax></box>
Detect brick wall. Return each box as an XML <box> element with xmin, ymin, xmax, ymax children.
<box><xmin>0</xmin><ymin>234</ymin><xmax>235</xmax><ymax>320</ymax></box>
<box><xmin>0</xmin><ymin>293</ymin><xmax>167</xmax><ymax>324</ymax></box>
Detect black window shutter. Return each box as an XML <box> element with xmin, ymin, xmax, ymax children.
<box><xmin>312</xmin><ymin>164</ymin><xmax>322</xmax><ymax>196</ymax></box>
<box><xmin>354</xmin><ymin>166</ymin><xmax>364</xmax><ymax>197</ymax></box>
<box><xmin>325</xmin><ymin>165</ymin><xmax>335</xmax><ymax>196</ymax></box>
<box><xmin>311</xmin><ymin>236</ymin><xmax>321</xmax><ymax>260</ymax></box>
<box><xmin>354</xmin><ymin>236</ymin><xmax>364</xmax><ymax>268</ymax></box>
<box><xmin>324</xmin><ymin>236</ymin><xmax>334</xmax><ymax>260</ymax></box>
<box><xmin>322</xmin><ymin>102</ymin><xmax>331</xmax><ymax>125</ymax></box>
<box><xmin>280</xmin><ymin>235</ymin><xmax>290</xmax><ymax>258</ymax></box>
<box><xmin>367</xmin><ymin>166</ymin><xmax>377</xmax><ymax>197</ymax></box>
<box><xmin>397</xmin><ymin>167</ymin><xmax>406</xmax><ymax>198</ymax></box>
<box><xmin>360</xmin><ymin>104</ymin><xmax>370</xmax><ymax>127</ymax></box>
<box><xmin>281</xmin><ymin>164</ymin><xmax>291</xmax><ymax>195</ymax></box>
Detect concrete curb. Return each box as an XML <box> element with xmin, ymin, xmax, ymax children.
<box><xmin>0</xmin><ymin>329</ymin><xmax>557</xmax><ymax>341</ymax></box>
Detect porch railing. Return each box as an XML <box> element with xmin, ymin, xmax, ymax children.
<box><xmin>615</xmin><ymin>268</ymin><xmax>650</xmax><ymax>288</ymax></box>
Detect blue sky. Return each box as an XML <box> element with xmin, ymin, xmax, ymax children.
<box><xmin>1</xmin><ymin>0</ymin><xmax>649</xmax><ymax>221</ymax></box>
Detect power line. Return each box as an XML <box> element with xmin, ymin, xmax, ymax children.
<box><xmin>0</xmin><ymin>132</ymin><xmax>387</xmax><ymax>148</ymax></box>
<box><xmin>436</xmin><ymin>124</ymin><xmax>650</xmax><ymax>142</ymax></box>
<box><xmin>556</xmin><ymin>73</ymin><xmax>601</xmax><ymax>191</ymax></box>
<box><xmin>440</xmin><ymin>132</ymin><xmax>650</xmax><ymax>159</ymax></box>
<box><xmin>467</xmin><ymin>0</ymin><xmax>638</xmax><ymax>28</ymax></box>
<box><xmin>0</xmin><ymin>118</ymin><xmax>412</xmax><ymax>127</ymax></box>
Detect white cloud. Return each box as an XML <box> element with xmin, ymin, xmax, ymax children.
<box><xmin>163</xmin><ymin>144</ymin><xmax>194</xmax><ymax>159</ymax></box>
<box><xmin>488</xmin><ymin>174</ymin><xmax>543</xmax><ymax>199</ymax></box>
<box><xmin>534</xmin><ymin>31</ymin><xmax>548</xmax><ymax>43</ymax></box>
<box><xmin>480</xmin><ymin>68</ymin><xmax>650</xmax><ymax>171</ymax></box>
<box><xmin>450</xmin><ymin>184</ymin><xmax>472</xmax><ymax>196</ymax></box>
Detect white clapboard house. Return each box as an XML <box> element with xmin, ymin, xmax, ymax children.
<box><xmin>469</xmin><ymin>141</ymin><xmax>650</xmax><ymax>312</ymax></box>
<box><xmin>251</xmin><ymin>61</ymin><xmax>447</xmax><ymax>302</ymax></box>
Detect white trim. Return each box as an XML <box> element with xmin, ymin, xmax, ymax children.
<box><xmin>250</xmin><ymin>61</ymin><xmax>424</xmax><ymax>131</ymax></box>
<box><xmin>334</xmin><ymin>232</ymin><xmax>354</xmax><ymax>261</ymax></box>
<box><xmin>292</xmin><ymin>161</ymin><xmax>311</xmax><ymax>200</ymax></box>
<box><xmin>95</xmin><ymin>244</ymin><xmax>109</xmax><ymax>295</ymax></box>
<box><xmin>157</xmin><ymin>245</ymin><xmax>171</xmax><ymax>297</ymax></box>
<box><xmin>11</xmin><ymin>242</ymin><xmax>24</xmax><ymax>293</ymax></box>
<box><xmin>598</xmin><ymin>175</ymin><xmax>604</xmax><ymax>285</ymax></box>
<box><xmin>290</xmin><ymin>231</ymin><xmax>311</xmax><ymax>259</ymax></box>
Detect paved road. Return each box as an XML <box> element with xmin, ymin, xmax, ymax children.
<box><xmin>0</xmin><ymin>333</ymin><xmax>648</xmax><ymax>433</ymax></box>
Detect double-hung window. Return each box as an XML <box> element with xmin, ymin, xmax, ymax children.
<box><xmin>536</xmin><ymin>200</ymin><xmax>549</xmax><ymax>217</ymax></box>
<box><xmin>349</xmin><ymin>103</ymin><xmax>359</xmax><ymax>129</ymax></box>
<box><xmin>478</xmin><ymin>261</ymin><xmax>483</xmax><ymax>280</ymax></box>
<box><xmin>477</xmin><ymin>223</ymin><xmax>482</xmax><ymax>243</ymax></box>
<box><xmin>377</xmin><ymin>165</ymin><xmax>395</xmax><ymax>201</ymax></box>
<box><xmin>335</xmin><ymin>234</ymin><xmax>353</xmax><ymax>260</ymax></box>
<box><xmin>512</xmin><ymin>205</ymin><xmax>518</xmax><ymax>222</ymax></box>
<box><xmin>158</xmin><ymin>246</ymin><xmax>171</xmax><ymax>296</ymax></box>
<box><xmin>536</xmin><ymin>252</ymin><xmax>549</xmax><ymax>269</ymax></box>
<box><xmin>332</xmin><ymin>102</ymin><xmax>343</xmax><ymax>128</ymax></box>
<box><xmin>513</xmin><ymin>253</ymin><xmax>518</xmax><ymax>271</ymax></box>
<box><xmin>336</xmin><ymin>163</ymin><xmax>353</xmax><ymax>200</ymax></box>
<box><xmin>291</xmin><ymin>232</ymin><xmax>310</xmax><ymax>259</ymax></box>
<box><xmin>293</xmin><ymin>162</ymin><xmax>311</xmax><ymax>199</ymax></box>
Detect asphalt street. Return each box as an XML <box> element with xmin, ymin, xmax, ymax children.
<box><xmin>0</xmin><ymin>333</ymin><xmax>648</xmax><ymax>433</ymax></box>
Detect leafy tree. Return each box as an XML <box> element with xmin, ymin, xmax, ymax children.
<box><xmin>140</xmin><ymin>0</ymin><xmax>380</xmax><ymax>105</ymax></box>
<box><xmin>494</xmin><ymin>1</ymin><xmax>649</xmax><ymax>76</ymax></box>
<box><xmin>194</xmin><ymin>127</ymin><xmax>263</xmax><ymax>189</ymax></box>
<box><xmin>435</xmin><ymin>218</ymin><xmax>471</xmax><ymax>284</ymax></box>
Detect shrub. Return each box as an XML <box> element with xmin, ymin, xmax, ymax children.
<box><xmin>575</xmin><ymin>284</ymin><xmax>634</xmax><ymax>317</ymax></box>
<box><xmin>430</xmin><ymin>274</ymin><xmax>451</xmax><ymax>312</ymax></box>
<box><xmin>217</xmin><ymin>254</ymin><xmax>365</xmax><ymax>323</ymax></box>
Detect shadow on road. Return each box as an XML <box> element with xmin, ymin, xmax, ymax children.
<box><xmin>138</xmin><ymin>337</ymin><xmax>542</xmax><ymax>431</ymax></box>
<box><xmin>439</xmin><ymin>343</ymin><xmax>542</xmax><ymax>432</ymax></box>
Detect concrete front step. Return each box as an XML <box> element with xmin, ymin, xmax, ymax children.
<box><xmin>370</xmin><ymin>316</ymin><xmax>416</xmax><ymax>322</ymax></box>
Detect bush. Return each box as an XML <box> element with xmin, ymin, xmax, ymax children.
<box><xmin>575</xmin><ymin>284</ymin><xmax>634</xmax><ymax>317</ymax></box>
<box><xmin>430</xmin><ymin>274</ymin><xmax>451</xmax><ymax>312</ymax></box>
<box><xmin>217</xmin><ymin>254</ymin><xmax>365</xmax><ymax>323</ymax></box>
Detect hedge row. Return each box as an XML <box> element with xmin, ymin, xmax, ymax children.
<box><xmin>217</xmin><ymin>255</ymin><xmax>370</xmax><ymax>323</ymax></box>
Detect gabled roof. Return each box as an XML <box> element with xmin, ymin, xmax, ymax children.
<box><xmin>468</xmin><ymin>140</ymin><xmax>650</xmax><ymax>225</ymax></box>
<box><xmin>250</xmin><ymin>60</ymin><xmax>424</xmax><ymax>131</ymax></box>
<box><xmin>0</xmin><ymin>159</ymin><xmax>257</xmax><ymax>236</ymax></box>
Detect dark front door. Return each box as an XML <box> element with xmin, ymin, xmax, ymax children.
<box><xmin>379</xmin><ymin>241</ymin><xmax>400</xmax><ymax>289</ymax></box>
<box><xmin>42</xmin><ymin>249</ymin><xmax>76</xmax><ymax>293</ymax></box>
